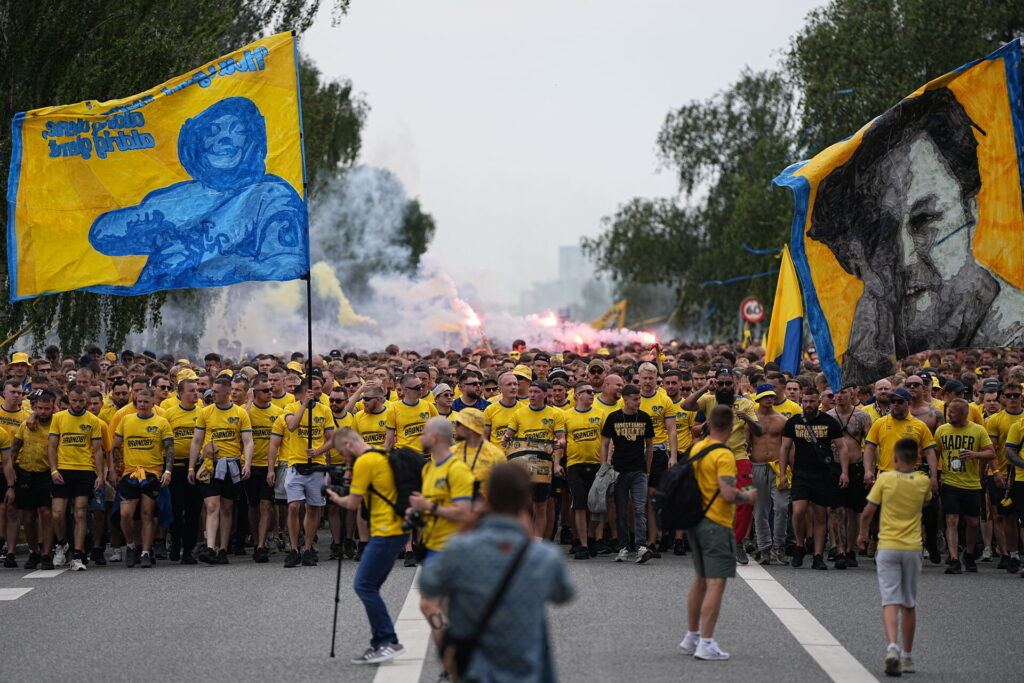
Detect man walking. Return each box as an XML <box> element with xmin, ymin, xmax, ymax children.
<box><xmin>748</xmin><ymin>384</ymin><xmax>788</xmax><ymax>565</ymax></box>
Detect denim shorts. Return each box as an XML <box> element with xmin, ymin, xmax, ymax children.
<box><xmin>284</xmin><ymin>467</ymin><xmax>326</xmax><ymax>506</ymax></box>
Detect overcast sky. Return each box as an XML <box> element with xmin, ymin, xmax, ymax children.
<box><xmin>300</xmin><ymin>0</ymin><xmax>824</xmax><ymax>308</ymax></box>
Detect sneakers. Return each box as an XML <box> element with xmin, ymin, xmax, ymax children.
<box><xmin>197</xmin><ymin>546</ymin><xmax>217</xmax><ymax>565</ymax></box>
<box><xmin>69</xmin><ymin>554</ymin><xmax>86</xmax><ymax>572</ymax></box>
<box><xmin>901</xmin><ymin>656</ymin><xmax>915</xmax><ymax>674</ymax></box>
<box><xmin>945</xmin><ymin>558</ymin><xmax>962</xmax><ymax>575</ymax></box>
<box><xmin>614</xmin><ymin>548</ymin><xmax>629</xmax><ymax>562</ymax></box>
<box><xmin>368</xmin><ymin>642</ymin><xmax>405</xmax><ymax>663</ymax></box>
<box><xmin>180</xmin><ymin>550</ymin><xmax>198</xmax><ymax>565</ymax></box>
<box><xmin>216</xmin><ymin>549</ymin><xmax>230</xmax><ymax>565</ymax></box>
<box><xmin>351</xmin><ymin>647</ymin><xmax>379</xmax><ymax>664</ymax></box>
<box><xmin>791</xmin><ymin>547</ymin><xmax>806</xmax><ymax>568</ymax></box>
<box><xmin>694</xmin><ymin>639</ymin><xmax>730</xmax><ymax>661</ymax></box>
<box><xmin>53</xmin><ymin>543</ymin><xmax>68</xmax><ymax>568</ymax></box>
<box><xmin>758</xmin><ymin>548</ymin><xmax>772</xmax><ymax>566</ymax></box>
<box><xmin>636</xmin><ymin>546</ymin><xmax>653</xmax><ymax>564</ymax></box>
<box><xmin>673</xmin><ymin>538</ymin><xmax>687</xmax><ymax>556</ymax></box>
<box><xmin>573</xmin><ymin>548</ymin><xmax>590</xmax><ymax>560</ymax></box>
<box><xmin>834</xmin><ymin>552</ymin><xmax>847</xmax><ymax>570</ymax></box>
<box><xmin>811</xmin><ymin>554</ymin><xmax>828</xmax><ymax>570</ymax></box>
<box><xmin>302</xmin><ymin>549</ymin><xmax>317</xmax><ymax>566</ymax></box>
<box><xmin>735</xmin><ymin>545</ymin><xmax>749</xmax><ymax>566</ymax></box>
<box><xmin>139</xmin><ymin>552</ymin><xmax>154</xmax><ymax>569</ymax></box>
<box><xmin>90</xmin><ymin>547</ymin><xmax>107</xmax><ymax>566</ymax></box>
<box><xmin>154</xmin><ymin>539</ymin><xmax>167</xmax><ymax>559</ymax></box>
<box><xmin>771</xmin><ymin>547</ymin><xmax>786</xmax><ymax>566</ymax></box>
<box><xmin>1006</xmin><ymin>556</ymin><xmax>1021</xmax><ymax>574</ymax></box>
<box><xmin>24</xmin><ymin>552</ymin><xmax>40</xmax><ymax>570</ymax></box>
<box><xmin>884</xmin><ymin>645</ymin><xmax>902</xmax><ymax>677</ymax></box>
<box><xmin>343</xmin><ymin>538</ymin><xmax>356</xmax><ymax>559</ymax></box>
<box><xmin>253</xmin><ymin>547</ymin><xmax>269</xmax><ymax>563</ymax></box>
<box><xmin>559</xmin><ymin>526</ymin><xmax>574</xmax><ymax>545</ymax></box>
<box><xmin>964</xmin><ymin>553</ymin><xmax>978</xmax><ymax>573</ymax></box>
<box><xmin>108</xmin><ymin>547</ymin><xmax>123</xmax><ymax>563</ymax></box>
<box><xmin>595</xmin><ymin>539</ymin><xmax>612</xmax><ymax>555</ymax></box>
<box><xmin>845</xmin><ymin>550</ymin><xmax>859</xmax><ymax>568</ymax></box>
<box><xmin>981</xmin><ymin>546</ymin><xmax>993</xmax><ymax>561</ymax></box>
<box><xmin>679</xmin><ymin>632</ymin><xmax>700</xmax><ymax>655</ymax></box>
<box><xmin>3</xmin><ymin>552</ymin><xmax>17</xmax><ymax>568</ymax></box>
<box><xmin>40</xmin><ymin>555</ymin><xmax>54</xmax><ymax>570</ymax></box>
<box><xmin>926</xmin><ymin>544</ymin><xmax>941</xmax><ymax>565</ymax></box>
<box><xmin>125</xmin><ymin>545</ymin><xmax>139</xmax><ymax>569</ymax></box>
<box><xmin>168</xmin><ymin>542</ymin><xmax>181</xmax><ymax>563</ymax></box>
<box><xmin>329</xmin><ymin>543</ymin><xmax>341</xmax><ymax>561</ymax></box>
<box><xmin>403</xmin><ymin>550</ymin><xmax>417</xmax><ymax>568</ymax></box>
<box><xmin>997</xmin><ymin>554</ymin><xmax>1009</xmax><ymax>570</ymax></box>
<box><xmin>284</xmin><ymin>549</ymin><xmax>301</xmax><ymax>568</ymax></box>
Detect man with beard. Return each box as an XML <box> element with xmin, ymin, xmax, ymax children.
<box><xmin>779</xmin><ymin>388</ymin><xmax>848</xmax><ymax>570</ymax></box>
<box><xmin>863</xmin><ymin>379</ymin><xmax>893</xmax><ymax>422</ymax></box>
<box><xmin>903</xmin><ymin>373</ymin><xmax>944</xmax><ymax>562</ymax></box>
<box><xmin>748</xmin><ymin>384</ymin><xmax>789</xmax><ymax>566</ymax></box>
<box><xmin>865</xmin><ymin>387</ymin><xmax>938</xmax><ymax>489</ymax></box>
<box><xmin>827</xmin><ymin>386</ymin><xmax>873</xmax><ymax>568</ymax></box>
<box><xmin>452</xmin><ymin>370</ymin><xmax>488</xmax><ymax>412</ymax></box>
<box><xmin>684</xmin><ymin>369</ymin><xmax>761</xmax><ymax>560</ymax></box>
<box><xmin>4</xmin><ymin>390</ymin><xmax>57</xmax><ymax>569</ymax></box>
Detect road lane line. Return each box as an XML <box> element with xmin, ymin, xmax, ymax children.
<box><xmin>23</xmin><ymin>569</ymin><xmax>67</xmax><ymax>579</ymax></box>
<box><xmin>373</xmin><ymin>567</ymin><xmax>432</xmax><ymax>683</ymax></box>
<box><xmin>0</xmin><ymin>587</ymin><xmax>33</xmax><ymax>600</ymax></box>
<box><xmin>738</xmin><ymin>563</ymin><xmax>877</xmax><ymax>683</ymax></box>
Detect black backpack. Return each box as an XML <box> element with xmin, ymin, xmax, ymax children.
<box><xmin>367</xmin><ymin>447</ymin><xmax>425</xmax><ymax>519</ymax></box>
<box><xmin>652</xmin><ymin>442</ymin><xmax>731</xmax><ymax>531</ymax></box>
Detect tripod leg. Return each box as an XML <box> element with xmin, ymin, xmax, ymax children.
<box><xmin>330</xmin><ymin>545</ymin><xmax>342</xmax><ymax>657</ymax></box>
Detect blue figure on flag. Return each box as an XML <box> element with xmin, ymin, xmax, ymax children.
<box><xmin>88</xmin><ymin>97</ymin><xmax>307</xmax><ymax>293</ymax></box>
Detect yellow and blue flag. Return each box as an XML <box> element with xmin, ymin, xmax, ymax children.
<box><xmin>765</xmin><ymin>245</ymin><xmax>803</xmax><ymax>375</ymax></box>
<box><xmin>6</xmin><ymin>32</ymin><xmax>307</xmax><ymax>301</ymax></box>
<box><xmin>773</xmin><ymin>40</ymin><xmax>1024</xmax><ymax>389</ymax></box>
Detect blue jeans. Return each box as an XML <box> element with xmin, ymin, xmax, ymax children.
<box><xmin>353</xmin><ymin>533</ymin><xmax>409</xmax><ymax>648</ymax></box>
<box><xmin>614</xmin><ymin>470</ymin><xmax>648</xmax><ymax>549</ymax></box>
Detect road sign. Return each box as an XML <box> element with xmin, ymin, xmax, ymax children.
<box><xmin>740</xmin><ymin>297</ymin><xmax>764</xmax><ymax>323</ymax></box>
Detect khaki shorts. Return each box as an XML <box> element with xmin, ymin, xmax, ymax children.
<box><xmin>688</xmin><ymin>517</ymin><xmax>736</xmax><ymax>579</ymax></box>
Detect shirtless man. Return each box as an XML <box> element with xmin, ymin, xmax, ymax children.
<box><xmin>827</xmin><ymin>387</ymin><xmax>872</xmax><ymax>569</ymax></box>
<box><xmin>905</xmin><ymin>372</ymin><xmax>945</xmax><ymax>563</ymax></box>
<box><xmin>748</xmin><ymin>384</ymin><xmax>789</xmax><ymax>565</ymax></box>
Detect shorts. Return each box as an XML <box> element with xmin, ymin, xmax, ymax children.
<box><xmin>986</xmin><ymin>478</ymin><xmax>1016</xmax><ymax>516</ymax></box>
<box><xmin>198</xmin><ymin>474</ymin><xmax>240</xmax><ymax>500</ymax></box>
<box><xmin>940</xmin><ymin>484</ymin><xmax>982</xmax><ymax>517</ymax></box>
<box><xmin>273</xmin><ymin>462</ymin><xmax>289</xmax><ymax>503</ymax></box>
<box><xmin>648</xmin><ymin>448</ymin><xmax>669</xmax><ymax>489</ymax></box>
<box><xmin>842</xmin><ymin>463</ymin><xmax>867</xmax><ymax>512</ymax></box>
<box><xmin>285</xmin><ymin>466</ymin><xmax>326</xmax><ymax>506</ymax></box>
<box><xmin>688</xmin><ymin>517</ymin><xmax>736</xmax><ymax>579</ymax></box>
<box><xmin>245</xmin><ymin>466</ymin><xmax>274</xmax><ymax>504</ymax></box>
<box><xmin>14</xmin><ymin>470</ymin><xmax>52</xmax><ymax>510</ymax></box>
<box><xmin>531</xmin><ymin>482</ymin><xmax>550</xmax><ymax>504</ymax></box>
<box><xmin>51</xmin><ymin>469</ymin><xmax>96</xmax><ymax>500</ymax></box>
<box><xmin>549</xmin><ymin>474</ymin><xmax>565</xmax><ymax>499</ymax></box>
<box><xmin>875</xmin><ymin>548</ymin><xmax>922</xmax><ymax>608</ymax></box>
<box><xmin>1013</xmin><ymin>482</ymin><xmax>1024</xmax><ymax>518</ymax></box>
<box><xmin>567</xmin><ymin>464</ymin><xmax>599</xmax><ymax>511</ymax></box>
<box><xmin>791</xmin><ymin>471</ymin><xmax>834</xmax><ymax>507</ymax></box>
<box><xmin>117</xmin><ymin>473</ymin><xmax>161</xmax><ymax>501</ymax></box>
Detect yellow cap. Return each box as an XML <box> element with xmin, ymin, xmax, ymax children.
<box><xmin>597</xmin><ymin>347</ymin><xmax>610</xmax><ymax>356</ymax></box>
<box><xmin>104</xmin><ymin>352</ymin><xmax>117</xmax><ymax>361</ymax></box>
<box><xmin>177</xmin><ymin>368</ymin><xmax>197</xmax><ymax>382</ymax></box>
<box><xmin>177</xmin><ymin>358</ymin><xmax>190</xmax><ymax>365</ymax></box>
<box><xmin>217</xmin><ymin>368</ymin><xmax>234</xmax><ymax>378</ymax></box>
<box><xmin>512</xmin><ymin>364</ymin><xmax>533</xmax><ymax>381</ymax></box>
<box><xmin>286</xmin><ymin>361</ymin><xmax>304</xmax><ymax>374</ymax></box>
<box><xmin>10</xmin><ymin>352</ymin><xmax>29</xmax><ymax>366</ymax></box>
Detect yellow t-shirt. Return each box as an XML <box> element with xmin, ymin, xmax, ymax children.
<box><xmin>98</xmin><ymin>402</ymin><xmax>120</xmax><ymax>426</ymax></box>
<box><xmin>0</xmin><ymin>429</ymin><xmax>11</xmax><ymax>470</ymax></box>
<box><xmin>107</xmin><ymin>401</ymin><xmax>166</xmax><ymax>441</ymax></box>
<box><xmin>506</xmin><ymin>404</ymin><xmax>566</xmax><ymax>443</ymax></box>
<box><xmin>248</xmin><ymin>402</ymin><xmax>283</xmax><ymax>467</ymax></box>
<box><xmin>483</xmin><ymin>398</ymin><xmax>521</xmax><ymax>448</ymax></box>
<box><xmin>349</xmin><ymin>449</ymin><xmax>404</xmax><ymax>536</ymax></box>
<box><xmin>0</xmin><ymin>404</ymin><xmax>31</xmax><ymax>440</ymax></box>
<box><xmin>270</xmin><ymin>393</ymin><xmax>294</xmax><ymax>411</ymax></box>
<box><xmin>639</xmin><ymin>389</ymin><xmax>678</xmax><ymax>447</ymax></box>
<box><xmin>966</xmin><ymin>402</ymin><xmax>985</xmax><ymax>426</ymax></box>
<box><xmin>696</xmin><ymin>395</ymin><xmax>758</xmax><ymax>461</ymax></box>
<box><xmin>863</xmin><ymin>403</ymin><xmax>889</xmax><ymax>422</ymax></box>
<box><xmin>985</xmin><ymin>409</ymin><xmax>1024</xmax><ymax>473</ymax></box>
<box><xmin>195</xmin><ymin>403</ymin><xmax>252</xmax><ymax>460</ymax></box>
<box><xmin>49</xmin><ymin>409</ymin><xmax>105</xmax><ymax>471</ymax></box>
<box><xmin>162</xmin><ymin>403</ymin><xmax>200</xmax><ymax>462</ymax></box>
<box><xmin>329</xmin><ymin>411</ymin><xmax>355</xmax><ymax>465</ymax></box>
<box><xmin>672</xmin><ymin>397</ymin><xmax>695</xmax><ymax>453</ymax></box>
<box><xmin>116</xmin><ymin>413</ymin><xmax>173</xmax><ymax>473</ymax></box>
<box><xmin>1001</xmin><ymin>421</ymin><xmax>1024</xmax><ymax>483</ymax></box>
<box><xmin>772</xmin><ymin>398</ymin><xmax>803</xmax><ymax>419</ymax></box>
<box><xmin>421</xmin><ymin>454</ymin><xmax>475</xmax><ymax>551</ymax></box>
<box><xmin>865</xmin><ymin>414</ymin><xmax>937</xmax><ymax>472</ymax></box>
<box><xmin>385</xmin><ymin>399</ymin><xmax>438</xmax><ymax>453</ymax></box>
<box><xmin>867</xmin><ymin>470</ymin><xmax>933</xmax><ymax>551</ymax></box>
<box><xmin>453</xmin><ymin>439</ymin><xmax>506</xmax><ymax>494</ymax></box>
<box><xmin>275</xmin><ymin>402</ymin><xmax>335</xmax><ymax>466</ymax></box>
<box><xmin>593</xmin><ymin>396</ymin><xmax>623</xmax><ymax>421</ymax></box>
<box><xmin>355</xmin><ymin>408</ymin><xmax>388</xmax><ymax>448</ymax></box>
<box><xmin>13</xmin><ymin>419</ymin><xmax>51</xmax><ymax>472</ymax></box>
<box><xmin>563</xmin><ymin>406</ymin><xmax>604</xmax><ymax>466</ymax></box>
<box><xmin>691</xmin><ymin>437</ymin><xmax>736</xmax><ymax>528</ymax></box>
<box><xmin>936</xmin><ymin>422</ymin><xmax>991</xmax><ymax>490</ymax></box>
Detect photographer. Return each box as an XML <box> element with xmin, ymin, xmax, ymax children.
<box><xmin>325</xmin><ymin>427</ymin><xmax>409</xmax><ymax>666</ymax></box>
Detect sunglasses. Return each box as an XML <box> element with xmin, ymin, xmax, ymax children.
<box><xmin>462</xmin><ymin>380</ymin><xmax>482</xmax><ymax>387</ymax></box>
<box><xmin>822</xmin><ymin>393</ymin><xmax>834</xmax><ymax>399</ymax></box>
<box><xmin>905</xmin><ymin>382</ymin><xmax>923</xmax><ymax>388</ymax></box>
<box><xmin>1004</xmin><ymin>393</ymin><xmax>1022</xmax><ymax>399</ymax></box>
<box><xmin>405</xmin><ymin>384</ymin><xmax>424</xmax><ymax>391</ymax></box>
<box><xmin>577</xmin><ymin>389</ymin><xmax>594</xmax><ymax>394</ymax></box>
<box><xmin>680</xmin><ymin>386</ymin><xmax>693</xmax><ymax>391</ymax></box>
<box><xmin>589</xmin><ymin>368</ymin><xmax>604</xmax><ymax>374</ymax></box>
<box><xmin>329</xmin><ymin>399</ymin><xmax>345</xmax><ymax>404</ymax></box>
<box><xmin>439</xmin><ymin>392</ymin><xmax>453</xmax><ymax>398</ymax></box>
<box><xmin>363</xmin><ymin>395</ymin><xmax>383</xmax><ymax>401</ymax></box>
<box><xmin>254</xmin><ymin>387</ymin><xmax>271</xmax><ymax>393</ymax></box>
<box><xmin>343</xmin><ymin>382</ymin><xmax>360</xmax><ymax>388</ymax></box>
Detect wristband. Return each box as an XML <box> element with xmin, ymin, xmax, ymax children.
<box><xmin>51</xmin><ymin>470</ymin><xmax>59</xmax><ymax>475</ymax></box>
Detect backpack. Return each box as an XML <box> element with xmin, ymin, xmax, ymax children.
<box><xmin>367</xmin><ymin>447</ymin><xmax>425</xmax><ymax>519</ymax></box>
<box><xmin>652</xmin><ymin>442</ymin><xmax>731</xmax><ymax>531</ymax></box>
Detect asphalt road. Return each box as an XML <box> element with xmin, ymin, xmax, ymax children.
<box><xmin>0</xmin><ymin>541</ymin><xmax>1020</xmax><ymax>682</ymax></box>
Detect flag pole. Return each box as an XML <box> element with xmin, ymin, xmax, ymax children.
<box><xmin>304</xmin><ymin>271</ymin><xmax>313</xmax><ymax>450</ymax></box>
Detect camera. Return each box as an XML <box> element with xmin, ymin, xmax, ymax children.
<box><xmin>322</xmin><ymin>483</ymin><xmax>349</xmax><ymax>499</ymax></box>
<box><xmin>309</xmin><ymin>464</ymin><xmax>349</xmax><ymax>502</ymax></box>
<box><xmin>402</xmin><ymin>510</ymin><xmax>426</xmax><ymax>532</ymax></box>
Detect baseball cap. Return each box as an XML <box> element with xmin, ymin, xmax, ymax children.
<box><xmin>547</xmin><ymin>368</ymin><xmax>569</xmax><ymax>381</ymax></box>
<box><xmin>286</xmin><ymin>361</ymin><xmax>304</xmax><ymax>374</ymax></box>
<box><xmin>942</xmin><ymin>379</ymin><xmax>965</xmax><ymax>395</ymax></box>
<box><xmin>141</xmin><ymin>350</ymin><xmax>157</xmax><ymax>362</ymax></box>
<box><xmin>10</xmin><ymin>352</ymin><xmax>29</xmax><ymax>366</ymax></box>
<box><xmin>587</xmin><ymin>358</ymin><xmax>608</xmax><ymax>372</ymax></box>
<box><xmin>891</xmin><ymin>387</ymin><xmax>912</xmax><ymax>402</ymax></box>
<box><xmin>753</xmin><ymin>383</ymin><xmax>777</xmax><ymax>401</ymax></box>
<box><xmin>453</xmin><ymin>407</ymin><xmax>485</xmax><ymax>435</ymax></box>
<box><xmin>512</xmin><ymin>364</ymin><xmax>534</xmax><ymax>381</ymax></box>
<box><xmin>981</xmin><ymin>378</ymin><xmax>1002</xmax><ymax>391</ymax></box>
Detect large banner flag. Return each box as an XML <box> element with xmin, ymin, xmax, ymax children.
<box><xmin>765</xmin><ymin>245</ymin><xmax>804</xmax><ymax>375</ymax></box>
<box><xmin>773</xmin><ymin>40</ymin><xmax>1024</xmax><ymax>389</ymax></box>
<box><xmin>6</xmin><ymin>32</ymin><xmax>308</xmax><ymax>301</ymax></box>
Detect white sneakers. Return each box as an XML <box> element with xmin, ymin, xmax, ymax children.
<box><xmin>351</xmin><ymin>643</ymin><xmax>406</xmax><ymax>665</ymax></box>
<box><xmin>885</xmin><ymin>645</ymin><xmax>902</xmax><ymax>677</ymax></box>
<box><xmin>69</xmin><ymin>557</ymin><xmax>86</xmax><ymax>571</ymax></box>
<box><xmin>678</xmin><ymin>633</ymin><xmax>699</xmax><ymax>655</ymax></box>
<box><xmin>53</xmin><ymin>543</ymin><xmax>68</xmax><ymax>568</ymax></box>
<box><xmin>614</xmin><ymin>548</ymin><xmax>629</xmax><ymax>562</ymax></box>
<box><xmin>108</xmin><ymin>547</ymin><xmax>123</xmax><ymax>563</ymax></box>
<box><xmin>694</xmin><ymin>639</ymin><xmax>730</xmax><ymax>661</ymax></box>
<box><xmin>636</xmin><ymin>546</ymin><xmax>653</xmax><ymax>564</ymax></box>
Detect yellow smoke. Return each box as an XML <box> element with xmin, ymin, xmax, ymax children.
<box><xmin>311</xmin><ymin>261</ymin><xmax>377</xmax><ymax>327</ymax></box>
<box><xmin>267</xmin><ymin>279</ymin><xmax>302</xmax><ymax>312</ymax></box>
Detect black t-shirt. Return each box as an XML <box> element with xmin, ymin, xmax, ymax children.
<box><xmin>782</xmin><ymin>411</ymin><xmax>843</xmax><ymax>475</ymax></box>
<box><xmin>600</xmin><ymin>409</ymin><xmax>655</xmax><ymax>473</ymax></box>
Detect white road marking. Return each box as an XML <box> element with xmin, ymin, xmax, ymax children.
<box><xmin>373</xmin><ymin>567</ymin><xmax>433</xmax><ymax>683</ymax></box>
<box><xmin>738</xmin><ymin>563</ymin><xmax>878</xmax><ymax>683</ymax></box>
<box><xmin>0</xmin><ymin>587</ymin><xmax>33</xmax><ymax>600</ymax></box>
<box><xmin>23</xmin><ymin>569</ymin><xmax>67</xmax><ymax>579</ymax></box>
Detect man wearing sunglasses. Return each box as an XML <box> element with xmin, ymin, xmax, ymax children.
<box><xmin>245</xmin><ymin>375</ymin><xmax>282</xmax><ymax>563</ymax></box>
<box><xmin>864</xmin><ymin>388</ymin><xmax>937</xmax><ymax>491</ymax></box>
<box><xmin>983</xmin><ymin>380</ymin><xmax>1024</xmax><ymax>573</ymax></box>
<box><xmin>452</xmin><ymin>370</ymin><xmax>488</xmax><ymax>412</ymax></box>
<box><xmin>383</xmin><ymin>375</ymin><xmax>438</xmax><ymax>455</ymax></box>
<box><xmin>587</xmin><ymin>359</ymin><xmax>609</xmax><ymax>392</ymax></box>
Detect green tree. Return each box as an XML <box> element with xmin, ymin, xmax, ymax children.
<box><xmin>396</xmin><ymin>199</ymin><xmax>437</xmax><ymax>274</ymax></box>
<box><xmin>0</xmin><ymin>0</ymin><xmax>351</xmax><ymax>354</ymax></box>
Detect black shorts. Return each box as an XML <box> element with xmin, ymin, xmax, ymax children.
<box><xmin>117</xmin><ymin>473</ymin><xmax>160</xmax><ymax>501</ymax></box>
<box><xmin>791</xmin><ymin>471</ymin><xmax>834</xmax><ymax>507</ymax></box>
<box><xmin>245</xmin><ymin>466</ymin><xmax>274</xmax><ymax>504</ymax></box>
<box><xmin>531</xmin><ymin>482</ymin><xmax>550</xmax><ymax>503</ymax></box>
<box><xmin>1013</xmin><ymin>482</ymin><xmax>1024</xmax><ymax>518</ymax></box>
<box><xmin>648</xmin><ymin>449</ymin><xmax>669</xmax><ymax>489</ymax></box>
<box><xmin>986</xmin><ymin>478</ymin><xmax>1016</xmax><ymax>516</ymax></box>
<box><xmin>940</xmin><ymin>484</ymin><xmax>981</xmax><ymax>517</ymax></box>
<box><xmin>198</xmin><ymin>475</ymin><xmax>240</xmax><ymax>500</ymax></box>
<box><xmin>549</xmin><ymin>474</ymin><xmax>565</xmax><ymax>499</ymax></box>
<box><xmin>14</xmin><ymin>470</ymin><xmax>52</xmax><ymax>510</ymax></box>
<box><xmin>567</xmin><ymin>464</ymin><xmax>599</xmax><ymax>511</ymax></box>
<box><xmin>51</xmin><ymin>469</ymin><xmax>96</xmax><ymax>500</ymax></box>
<box><xmin>842</xmin><ymin>463</ymin><xmax>867</xmax><ymax>512</ymax></box>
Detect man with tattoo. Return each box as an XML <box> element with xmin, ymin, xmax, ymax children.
<box><xmin>748</xmin><ymin>384</ymin><xmax>789</xmax><ymax>565</ymax></box>
<box><xmin>828</xmin><ymin>387</ymin><xmax>873</xmax><ymax>568</ymax></box>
